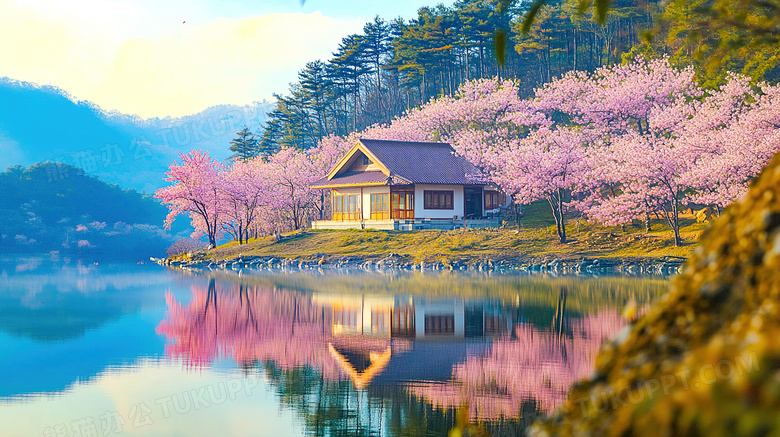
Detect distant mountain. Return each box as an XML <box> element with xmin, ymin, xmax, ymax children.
<box><xmin>0</xmin><ymin>162</ymin><xmax>192</xmax><ymax>259</ymax></box>
<box><xmin>0</xmin><ymin>78</ymin><xmax>273</xmax><ymax>192</ymax></box>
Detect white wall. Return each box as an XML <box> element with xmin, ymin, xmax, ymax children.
<box><xmin>333</xmin><ymin>187</ymin><xmax>361</xmax><ymax>196</ymax></box>
<box><xmin>414</xmin><ymin>184</ymin><xmax>465</xmax><ymax>219</ymax></box>
<box><xmin>414</xmin><ymin>300</ymin><xmax>465</xmax><ymax>339</ymax></box>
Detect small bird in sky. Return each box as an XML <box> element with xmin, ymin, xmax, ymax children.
<box><xmin>182</xmin><ymin>21</ymin><xmax>186</xmax><ymax>24</ymax></box>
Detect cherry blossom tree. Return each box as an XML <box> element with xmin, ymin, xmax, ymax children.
<box><xmin>584</xmin><ymin>133</ymin><xmax>690</xmax><ymax>245</ymax></box>
<box><xmin>487</xmin><ymin>127</ymin><xmax>589</xmax><ymax>243</ymax></box>
<box><xmin>155</xmin><ymin>150</ymin><xmax>226</xmax><ymax>249</ymax></box>
<box><xmin>680</xmin><ymin>76</ymin><xmax>780</xmax><ymax>214</ymax></box>
<box><xmin>220</xmin><ymin>160</ymin><xmax>264</xmax><ymax>244</ymax></box>
<box><xmin>259</xmin><ymin>147</ymin><xmax>324</xmax><ymax>230</ymax></box>
<box><xmin>532</xmin><ymin>58</ymin><xmax>702</xmax><ymax>245</ymax></box>
<box><xmin>306</xmin><ymin>135</ymin><xmax>354</xmax><ymax>221</ymax></box>
<box><xmin>534</xmin><ymin>57</ymin><xmax>701</xmax><ymax>136</ymax></box>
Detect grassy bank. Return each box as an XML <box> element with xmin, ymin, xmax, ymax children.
<box><xmin>175</xmin><ymin>202</ymin><xmax>710</xmax><ymax>263</ymax></box>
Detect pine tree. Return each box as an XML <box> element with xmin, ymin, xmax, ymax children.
<box><xmin>363</xmin><ymin>16</ymin><xmax>393</xmax><ymax>93</ymax></box>
<box><xmin>329</xmin><ymin>34</ymin><xmax>372</xmax><ymax>132</ymax></box>
<box><xmin>298</xmin><ymin>61</ymin><xmax>334</xmax><ymax>142</ymax></box>
<box><xmin>229</xmin><ymin>127</ymin><xmax>259</xmax><ymax>162</ymax></box>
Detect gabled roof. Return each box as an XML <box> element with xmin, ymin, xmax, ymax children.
<box><xmin>311</xmin><ymin>139</ymin><xmax>485</xmax><ymax>188</ymax></box>
<box><xmin>328</xmin><ymin>343</ymin><xmax>392</xmax><ymax>390</ymax></box>
<box><xmin>311</xmin><ymin>171</ymin><xmax>389</xmax><ymax>189</ymax></box>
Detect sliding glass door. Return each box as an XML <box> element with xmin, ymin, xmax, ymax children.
<box><xmin>332</xmin><ymin>194</ymin><xmax>361</xmax><ymax>221</ymax></box>
<box><xmin>370</xmin><ymin>193</ymin><xmax>389</xmax><ymax>220</ymax></box>
<box><xmin>391</xmin><ymin>189</ymin><xmax>414</xmax><ymax>219</ymax></box>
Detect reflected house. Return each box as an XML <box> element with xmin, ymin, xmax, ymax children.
<box><xmin>310</xmin><ymin>139</ymin><xmax>507</xmax><ymax>230</ymax></box>
<box><xmin>312</xmin><ymin>293</ymin><xmax>516</xmax><ymax>389</ymax></box>
<box><xmin>327</xmin><ymin>294</ymin><xmax>397</xmax><ymax>337</ymax></box>
<box><xmin>313</xmin><ymin>294</ymin><xmax>515</xmax><ymax>340</ymax></box>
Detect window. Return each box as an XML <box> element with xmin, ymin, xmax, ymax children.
<box><xmin>332</xmin><ymin>194</ymin><xmax>361</xmax><ymax>221</ymax></box>
<box><xmin>362</xmin><ymin>155</ymin><xmax>371</xmax><ymax>165</ymax></box>
<box><xmin>423</xmin><ymin>190</ymin><xmax>454</xmax><ymax>210</ymax></box>
<box><xmin>371</xmin><ymin>309</ymin><xmax>389</xmax><ymax>333</ymax></box>
<box><xmin>425</xmin><ymin>315</ymin><xmax>455</xmax><ymax>335</ymax></box>
<box><xmin>484</xmin><ymin>191</ymin><xmax>500</xmax><ymax>210</ymax></box>
<box><xmin>370</xmin><ymin>193</ymin><xmax>389</xmax><ymax>220</ymax></box>
<box><xmin>391</xmin><ymin>191</ymin><xmax>414</xmax><ymax>219</ymax></box>
<box><xmin>484</xmin><ymin>316</ymin><xmax>507</xmax><ymax>334</ymax></box>
<box><xmin>391</xmin><ymin>305</ymin><xmax>415</xmax><ymax>337</ymax></box>
<box><xmin>334</xmin><ymin>307</ymin><xmax>359</xmax><ymax>328</ymax></box>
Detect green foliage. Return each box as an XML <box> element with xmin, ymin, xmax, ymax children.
<box><xmin>655</xmin><ymin>0</ymin><xmax>780</xmax><ymax>84</ymax></box>
<box><xmin>228</xmin><ymin>127</ymin><xmax>261</xmax><ymax>161</ymax></box>
<box><xmin>0</xmin><ymin>162</ymin><xmax>178</xmax><ymax>257</ymax></box>
<box><xmin>267</xmin><ymin>0</ymin><xmax>658</xmax><ymax>151</ymax></box>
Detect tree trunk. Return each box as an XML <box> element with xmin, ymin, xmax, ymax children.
<box><xmin>663</xmin><ymin>197</ymin><xmax>682</xmax><ymax>246</ymax></box>
<box><xmin>645</xmin><ymin>209</ymin><xmax>651</xmax><ymax>232</ymax></box>
<box><xmin>464</xmin><ymin>46</ymin><xmax>470</xmax><ymax>81</ymax></box>
<box><xmin>671</xmin><ymin>199</ymin><xmax>681</xmax><ymax>246</ymax></box>
<box><xmin>479</xmin><ymin>43</ymin><xmax>484</xmax><ymax>78</ymax></box>
<box><xmin>319</xmin><ymin>190</ymin><xmax>325</xmax><ymax>220</ymax></box>
<box><xmin>548</xmin><ymin>190</ymin><xmax>567</xmax><ymax>244</ymax></box>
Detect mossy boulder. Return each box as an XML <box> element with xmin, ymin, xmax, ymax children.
<box><xmin>532</xmin><ymin>153</ymin><xmax>780</xmax><ymax>437</ymax></box>
<box><xmin>695</xmin><ymin>206</ymin><xmax>715</xmax><ymax>223</ymax></box>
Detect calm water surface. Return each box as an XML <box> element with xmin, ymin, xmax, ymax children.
<box><xmin>0</xmin><ymin>256</ymin><xmax>669</xmax><ymax>436</ymax></box>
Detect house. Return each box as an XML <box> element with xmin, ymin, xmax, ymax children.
<box><xmin>310</xmin><ymin>138</ymin><xmax>507</xmax><ymax>230</ymax></box>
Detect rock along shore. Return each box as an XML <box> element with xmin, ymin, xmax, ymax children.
<box><xmin>152</xmin><ymin>253</ymin><xmax>687</xmax><ymax>276</ymax></box>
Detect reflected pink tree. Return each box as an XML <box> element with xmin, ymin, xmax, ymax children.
<box><xmin>407</xmin><ymin>310</ymin><xmax>627</xmax><ymax>420</ymax></box>
<box><xmin>156</xmin><ymin>279</ymin><xmax>345</xmax><ymax>379</ymax></box>
<box><xmin>156</xmin><ymin>280</ymin><xmax>408</xmax><ymax>382</ymax></box>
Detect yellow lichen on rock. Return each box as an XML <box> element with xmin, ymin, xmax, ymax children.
<box><xmin>532</xmin><ymin>152</ymin><xmax>780</xmax><ymax>436</ymax></box>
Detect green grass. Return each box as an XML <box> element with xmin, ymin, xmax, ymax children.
<box><xmin>176</xmin><ymin>201</ymin><xmax>710</xmax><ymax>263</ymax></box>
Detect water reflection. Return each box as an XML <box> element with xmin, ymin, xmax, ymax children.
<box><xmin>408</xmin><ymin>309</ymin><xmax>625</xmax><ymax>419</ymax></box>
<box><xmin>0</xmin><ymin>257</ymin><xmax>174</xmax><ymax>398</ymax></box>
<box><xmin>0</xmin><ymin>256</ymin><xmax>666</xmax><ymax>436</ymax></box>
<box><xmin>157</xmin><ymin>273</ymin><xmax>652</xmax><ymax>434</ymax></box>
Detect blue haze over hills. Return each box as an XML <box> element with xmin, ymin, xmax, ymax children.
<box><xmin>0</xmin><ymin>77</ymin><xmax>273</xmax><ymax>192</ymax></box>
<box><xmin>0</xmin><ymin>78</ymin><xmax>273</xmax><ymax>257</ymax></box>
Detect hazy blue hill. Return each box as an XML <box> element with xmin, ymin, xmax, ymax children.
<box><xmin>0</xmin><ymin>78</ymin><xmax>272</xmax><ymax>192</ymax></box>
<box><xmin>0</xmin><ymin>162</ymin><xmax>190</xmax><ymax>259</ymax></box>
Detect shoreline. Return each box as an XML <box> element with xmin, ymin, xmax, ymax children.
<box><xmin>153</xmin><ymin>253</ymin><xmax>687</xmax><ymax>276</ymax></box>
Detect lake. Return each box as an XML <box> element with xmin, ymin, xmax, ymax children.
<box><xmin>0</xmin><ymin>255</ymin><xmax>669</xmax><ymax>436</ymax></box>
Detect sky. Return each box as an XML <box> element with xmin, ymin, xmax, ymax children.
<box><xmin>0</xmin><ymin>0</ymin><xmax>452</xmax><ymax>119</ymax></box>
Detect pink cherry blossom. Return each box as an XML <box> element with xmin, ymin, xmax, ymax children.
<box><xmin>155</xmin><ymin>150</ymin><xmax>227</xmax><ymax>248</ymax></box>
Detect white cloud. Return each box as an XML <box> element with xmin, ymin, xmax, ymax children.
<box><xmin>0</xmin><ymin>0</ymin><xmax>363</xmax><ymax>118</ymax></box>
